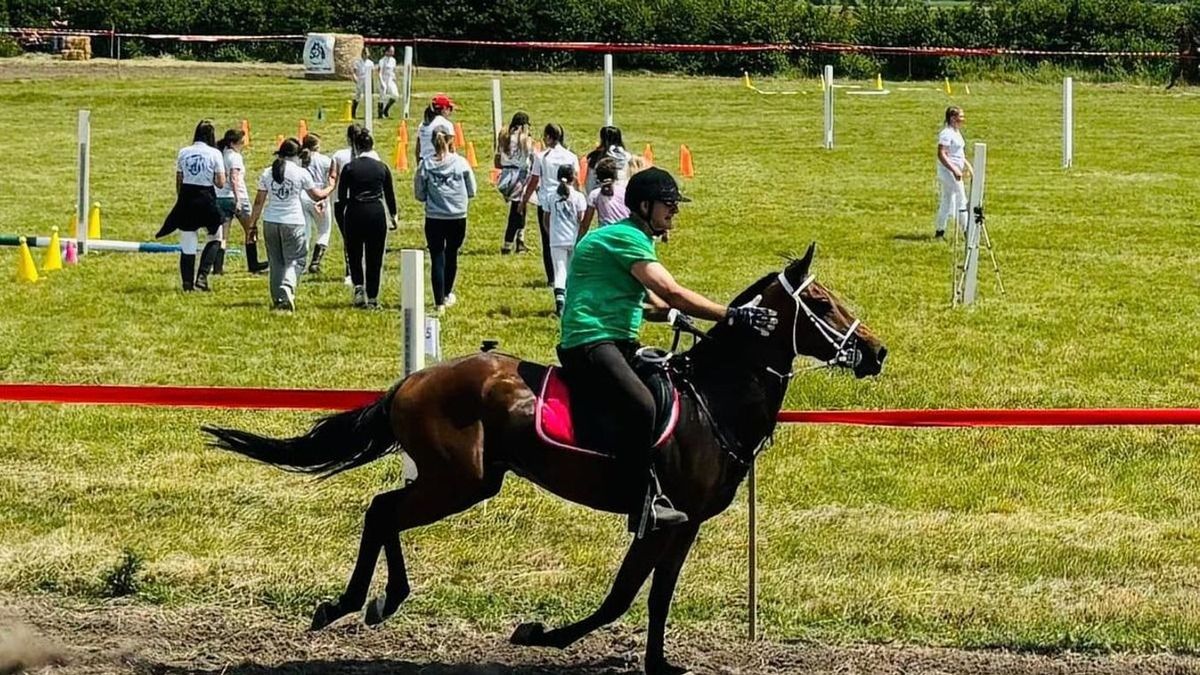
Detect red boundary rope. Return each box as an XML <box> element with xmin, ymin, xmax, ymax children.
<box><xmin>3</xmin><ymin>384</ymin><xmax>1200</xmax><ymax>427</ymax></box>
<box><xmin>0</xmin><ymin>27</ymin><xmax>1184</xmax><ymax>60</ymax></box>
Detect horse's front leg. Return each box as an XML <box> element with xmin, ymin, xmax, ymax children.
<box><xmin>644</xmin><ymin>523</ymin><xmax>700</xmax><ymax>675</ymax></box>
<box><xmin>511</xmin><ymin>529</ymin><xmax>674</xmax><ymax>649</ymax></box>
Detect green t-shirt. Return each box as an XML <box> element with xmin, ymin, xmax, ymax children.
<box><xmin>559</xmin><ymin>220</ymin><xmax>658</xmax><ymax>349</ymax></box>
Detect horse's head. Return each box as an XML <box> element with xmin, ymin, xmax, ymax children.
<box><xmin>718</xmin><ymin>243</ymin><xmax>886</xmax><ymax>379</ymax></box>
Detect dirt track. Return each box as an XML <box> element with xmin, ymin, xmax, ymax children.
<box><xmin>2</xmin><ymin>594</ymin><xmax>1199</xmax><ymax>675</ymax></box>
<box><xmin>0</xmin><ymin>55</ymin><xmax>302</xmax><ymax>80</ymax></box>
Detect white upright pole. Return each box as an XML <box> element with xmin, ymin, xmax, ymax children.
<box><xmin>492</xmin><ymin>78</ymin><xmax>504</xmax><ymax>153</ymax></box>
<box><xmin>748</xmin><ymin>463</ymin><xmax>758</xmax><ymax>642</ymax></box>
<box><xmin>401</xmin><ymin>249</ymin><xmax>426</xmax><ymax>375</ymax></box>
<box><xmin>402</xmin><ymin>46</ymin><xmax>413</xmax><ymax>119</ymax></box>
<box><xmin>823</xmin><ymin>65</ymin><xmax>834</xmax><ymax>150</ymax></box>
<box><xmin>365</xmin><ymin>67</ymin><xmax>375</xmax><ymax>135</ymax></box>
<box><xmin>1062</xmin><ymin>77</ymin><xmax>1073</xmax><ymax>169</ymax></box>
<box><xmin>76</xmin><ymin>109</ymin><xmax>90</xmax><ymax>255</ymax></box>
<box><xmin>963</xmin><ymin>142</ymin><xmax>987</xmax><ymax>305</ymax></box>
<box><xmin>603</xmin><ymin>54</ymin><xmax>614</xmax><ymax>127</ymax></box>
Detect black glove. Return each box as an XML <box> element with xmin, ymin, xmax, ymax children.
<box><xmin>726</xmin><ymin>302</ymin><xmax>778</xmax><ymax>337</ymax></box>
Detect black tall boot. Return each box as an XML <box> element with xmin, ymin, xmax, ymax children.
<box><xmin>179</xmin><ymin>253</ymin><xmax>196</xmax><ymax>292</ymax></box>
<box><xmin>377</xmin><ymin>102</ymin><xmax>385</xmax><ymax>119</ymax></box>
<box><xmin>213</xmin><ymin>246</ymin><xmax>226</xmax><ymax>275</ymax></box>
<box><xmin>351</xmin><ymin>100</ymin><xmax>359</xmax><ymax>119</ymax></box>
<box><xmin>383</xmin><ymin>100</ymin><xmax>395</xmax><ymax>118</ymax></box>
<box><xmin>195</xmin><ymin>240</ymin><xmax>220</xmax><ymax>292</ymax></box>
<box><xmin>307</xmin><ymin>243</ymin><xmax>327</xmax><ymax>274</ymax></box>
<box><xmin>245</xmin><ymin>242</ymin><xmax>268</xmax><ymax>273</ymax></box>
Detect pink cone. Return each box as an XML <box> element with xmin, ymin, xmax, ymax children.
<box><xmin>64</xmin><ymin>241</ymin><xmax>78</xmax><ymax>265</ymax></box>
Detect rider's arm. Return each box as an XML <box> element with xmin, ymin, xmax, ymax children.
<box><xmin>631</xmin><ymin>261</ymin><xmax>727</xmax><ymax>322</ymax></box>
<box><xmin>642</xmin><ymin>290</ymin><xmax>671</xmax><ymax>322</ymax></box>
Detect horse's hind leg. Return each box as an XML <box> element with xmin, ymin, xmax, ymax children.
<box><xmin>312</xmin><ymin>467</ymin><xmax>505</xmax><ymax>630</ymax></box>
<box><xmin>511</xmin><ymin>530</ymin><xmax>674</xmax><ymax>649</ymax></box>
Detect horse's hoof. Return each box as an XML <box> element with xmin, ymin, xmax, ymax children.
<box><xmin>510</xmin><ymin>621</ymin><xmax>547</xmax><ymax>646</ymax></box>
<box><xmin>309</xmin><ymin>600</ymin><xmax>345</xmax><ymax>631</ymax></box>
<box><xmin>364</xmin><ymin>595</ymin><xmax>394</xmax><ymax>626</ymax></box>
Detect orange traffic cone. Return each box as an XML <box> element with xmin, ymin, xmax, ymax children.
<box><xmin>466</xmin><ymin>141</ymin><xmax>479</xmax><ymax>168</ymax></box>
<box><xmin>489</xmin><ymin>167</ymin><xmax>500</xmax><ymax>185</ymax></box>
<box><xmin>398</xmin><ymin>120</ymin><xmax>409</xmax><ymax>145</ymax></box>
<box><xmin>454</xmin><ymin>122</ymin><xmax>466</xmax><ymax>148</ymax></box>
<box><xmin>394</xmin><ymin>139</ymin><xmax>408</xmax><ymax>172</ymax></box>
<box><xmin>298</xmin><ymin>119</ymin><xmax>309</xmax><ymax>140</ymax></box>
<box><xmin>679</xmin><ymin>145</ymin><xmax>695</xmax><ymax>178</ymax></box>
<box><xmin>578</xmin><ymin>159</ymin><xmax>589</xmax><ymax>188</ymax></box>
<box><xmin>274</xmin><ymin>134</ymin><xmax>285</xmax><ymax>151</ymax></box>
<box><xmin>241</xmin><ymin>119</ymin><xmax>251</xmax><ymax>147</ymax></box>
<box><xmin>642</xmin><ymin>143</ymin><xmax>654</xmax><ymax>166</ymax></box>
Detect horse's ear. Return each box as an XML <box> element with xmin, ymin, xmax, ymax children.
<box><xmin>784</xmin><ymin>242</ymin><xmax>817</xmax><ymax>286</ymax></box>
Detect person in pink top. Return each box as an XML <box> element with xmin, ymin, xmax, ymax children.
<box><xmin>579</xmin><ymin>157</ymin><xmax>629</xmax><ymax>240</ymax></box>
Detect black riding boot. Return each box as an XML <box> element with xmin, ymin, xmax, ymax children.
<box><xmin>377</xmin><ymin>102</ymin><xmax>384</xmax><ymax>119</ymax></box>
<box><xmin>383</xmin><ymin>100</ymin><xmax>395</xmax><ymax>118</ymax></box>
<box><xmin>629</xmin><ymin>466</ymin><xmax>688</xmax><ymax>538</ymax></box>
<box><xmin>195</xmin><ymin>240</ymin><xmax>220</xmax><ymax>292</ymax></box>
<box><xmin>245</xmin><ymin>242</ymin><xmax>268</xmax><ymax>273</ymax></box>
<box><xmin>213</xmin><ymin>246</ymin><xmax>226</xmax><ymax>275</ymax></box>
<box><xmin>179</xmin><ymin>253</ymin><xmax>196</xmax><ymax>292</ymax></box>
<box><xmin>351</xmin><ymin>100</ymin><xmax>359</xmax><ymax>119</ymax></box>
<box><xmin>307</xmin><ymin>243</ymin><xmax>327</xmax><ymax>274</ymax></box>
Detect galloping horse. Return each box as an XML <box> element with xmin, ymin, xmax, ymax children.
<box><xmin>204</xmin><ymin>244</ymin><xmax>886</xmax><ymax>675</ymax></box>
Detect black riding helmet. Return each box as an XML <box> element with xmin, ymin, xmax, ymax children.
<box><xmin>623</xmin><ymin>167</ymin><xmax>691</xmax><ymax>213</ymax></box>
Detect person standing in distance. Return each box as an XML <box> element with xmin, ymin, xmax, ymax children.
<box><xmin>558</xmin><ymin>167</ymin><xmax>778</xmax><ymax>535</ymax></box>
<box><xmin>377</xmin><ymin>45</ymin><xmax>400</xmax><ymax>118</ymax></box>
<box><xmin>519</xmin><ymin>123</ymin><xmax>579</xmax><ymax>287</ymax></box>
<box><xmin>351</xmin><ymin>47</ymin><xmax>374</xmax><ymax>120</ymax></box>
<box><xmin>415</xmin><ymin>94</ymin><xmax>455</xmax><ymax>163</ymax></box>
<box><xmin>247</xmin><ymin>138</ymin><xmax>335</xmax><ymax>311</ymax></box>
<box><xmin>547</xmin><ymin>164</ymin><xmax>587</xmax><ymax>316</ymax></box>
<box><xmin>339</xmin><ymin>130</ymin><xmax>399</xmax><ymax>309</ymax></box>
<box><xmin>156</xmin><ymin>119</ymin><xmax>226</xmax><ymax>292</ymax></box>
<box><xmin>934</xmin><ymin>106</ymin><xmax>972</xmax><ymax>239</ymax></box>
<box><xmin>215</xmin><ymin>128</ymin><xmax>268</xmax><ymax>274</ymax></box>
<box><xmin>415</xmin><ymin>130</ymin><xmax>476</xmax><ymax>313</ymax></box>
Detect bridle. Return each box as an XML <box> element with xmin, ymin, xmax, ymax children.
<box><xmin>767</xmin><ymin>272</ymin><xmax>862</xmax><ymax>380</ymax></box>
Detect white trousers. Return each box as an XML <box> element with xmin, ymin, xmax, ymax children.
<box><xmin>935</xmin><ymin>171</ymin><xmax>968</xmax><ymax>234</ymax></box>
<box><xmin>550</xmin><ymin>245</ymin><xmax>573</xmax><ymax>291</ymax></box>
<box><xmin>303</xmin><ymin>198</ymin><xmax>333</xmax><ymax>247</ymax></box>
<box><xmin>379</xmin><ymin>78</ymin><xmax>399</xmax><ymax>102</ymax></box>
<box><xmin>179</xmin><ymin>227</ymin><xmax>221</xmax><ymax>255</ymax></box>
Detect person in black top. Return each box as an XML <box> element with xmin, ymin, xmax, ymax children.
<box><xmin>337</xmin><ymin>130</ymin><xmax>398</xmax><ymax>309</ymax></box>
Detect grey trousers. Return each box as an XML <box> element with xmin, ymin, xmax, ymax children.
<box><xmin>263</xmin><ymin>220</ymin><xmax>308</xmax><ymax>305</ymax></box>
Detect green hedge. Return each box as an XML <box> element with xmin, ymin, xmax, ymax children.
<box><xmin>3</xmin><ymin>0</ymin><xmax>1199</xmax><ymax>79</ymax></box>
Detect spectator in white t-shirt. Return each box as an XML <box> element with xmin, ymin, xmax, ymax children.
<box><xmin>580</xmin><ymin>156</ymin><xmax>630</xmax><ymax>238</ymax></box>
<box><xmin>547</xmin><ymin>164</ymin><xmax>587</xmax><ymax>316</ymax></box>
<box><xmin>216</xmin><ymin>128</ymin><xmax>266</xmax><ymax>274</ymax></box>
<box><xmin>247</xmin><ymin>138</ymin><xmax>335</xmax><ymax>311</ymax></box>
<box><xmin>300</xmin><ymin>133</ymin><xmax>335</xmax><ymax>274</ymax></box>
<box><xmin>519</xmin><ymin>123</ymin><xmax>580</xmax><ymax>286</ymax></box>
<box><xmin>934</xmin><ymin>106</ymin><xmax>972</xmax><ymax>239</ymax></box>
<box><xmin>156</xmin><ymin>120</ymin><xmax>226</xmax><ymax>292</ymax></box>
<box><xmin>415</xmin><ymin>93</ymin><xmax>456</xmax><ymax>163</ymax></box>
<box><xmin>377</xmin><ymin>45</ymin><xmax>399</xmax><ymax>118</ymax></box>
<box><xmin>583</xmin><ymin>126</ymin><xmax>632</xmax><ymax>195</ymax></box>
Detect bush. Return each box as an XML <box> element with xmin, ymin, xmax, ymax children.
<box><xmin>0</xmin><ymin>35</ymin><xmax>21</xmax><ymax>57</ymax></box>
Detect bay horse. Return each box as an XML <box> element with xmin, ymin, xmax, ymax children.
<box><xmin>204</xmin><ymin>244</ymin><xmax>886</xmax><ymax>675</ymax></box>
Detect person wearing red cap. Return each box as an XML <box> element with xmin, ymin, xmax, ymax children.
<box><xmin>415</xmin><ymin>93</ymin><xmax>456</xmax><ymax>163</ymax></box>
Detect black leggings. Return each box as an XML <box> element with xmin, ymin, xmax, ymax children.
<box><xmin>537</xmin><ymin>207</ymin><xmax>553</xmax><ymax>284</ymax></box>
<box><xmin>504</xmin><ymin>201</ymin><xmax>525</xmax><ymax>245</ymax></box>
<box><xmin>425</xmin><ymin>217</ymin><xmax>467</xmax><ymax>305</ymax></box>
<box><xmin>558</xmin><ymin>340</ymin><xmax>655</xmax><ymax>456</ymax></box>
<box><xmin>345</xmin><ymin>203</ymin><xmax>388</xmax><ymax>299</ymax></box>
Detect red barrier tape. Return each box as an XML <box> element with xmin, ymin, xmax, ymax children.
<box><xmin>0</xmin><ymin>27</ymin><xmax>1184</xmax><ymax>60</ymax></box>
<box><xmin>3</xmin><ymin>384</ymin><xmax>1200</xmax><ymax>427</ymax></box>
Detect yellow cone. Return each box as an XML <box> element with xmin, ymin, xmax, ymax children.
<box><xmin>944</xmin><ymin>77</ymin><xmax>953</xmax><ymax>95</ymax></box>
<box><xmin>42</xmin><ymin>227</ymin><xmax>62</xmax><ymax>272</ymax></box>
<box><xmin>875</xmin><ymin>73</ymin><xmax>883</xmax><ymax>91</ymax></box>
<box><xmin>87</xmin><ymin>203</ymin><xmax>102</xmax><ymax>239</ymax></box>
<box><xmin>819</xmin><ymin>72</ymin><xmax>826</xmax><ymax>91</ymax></box>
<box><xmin>964</xmin><ymin>83</ymin><xmax>972</xmax><ymax>95</ymax></box>
<box><xmin>16</xmin><ymin>237</ymin><xmax>39</xmax><ymax>283</ymax></box>
<box><xmin>340</xmin><ymin>100</ymin><xmax>353</xmax><ymax>122</ymax></box>
<box><xmin>743</xmin><ymin>72</ymin><xmax>752</xmax><ymax>89</ymax></box>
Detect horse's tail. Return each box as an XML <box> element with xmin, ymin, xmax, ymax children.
<box><xmin>202</xmin><ymin>385</ymin><xmax>401</xmax><ymax>479</ymax></box>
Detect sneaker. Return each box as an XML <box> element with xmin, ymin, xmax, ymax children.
<box><xmin>194</xmin><ymin>274</ymin><xmax>211</xmax><ymax>292</ymax></box>
<box><xmin>445</xmin><ymin>293</ymin><xmax>457</xmax><ymax>308</ymax></box>
<box><xmin>434</xmin><ymin>304</ymin><xmax>446</xmax><ymax>315</ymax></box>
<box><xmin>365</xmin><ymin>298</ymin><xmax>381</xmax><ymax>310</ymax></box>
<box><xmin>934</xmin><ymin>230</ymin><xmax>945</xmax><ymax>239</ymax></box>
<box><xmin>501</xmin><ymin>246</ymin><xmax>512</xmax><ymax>255</ymax></box>
<box><xmin>514</xmin><ymin>241</ymin><xmax>529</xmax><ymax>254</ymax></box>
<box><xmin>352</xmin><ymin>285</ymin><xmax>366</xmax><ymax>308</ymax></box>
<box><xmin>280</xmin><ymin>287</ymin><xmax>296</xmax><ymax>312</ymax></box>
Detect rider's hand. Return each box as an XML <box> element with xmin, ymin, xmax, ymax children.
<box><xmin>726</xmin><ymin>298</ymin><xmax>778</xmax><ymax>337</ymax></box>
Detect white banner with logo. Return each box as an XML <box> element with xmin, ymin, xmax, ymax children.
<box><xmin>303</xmin><ymin>33</ymin><xmax>335</xmax><ymax>75</ymax></box>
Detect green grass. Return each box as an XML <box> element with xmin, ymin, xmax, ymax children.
<box><xmin>2</xmin><ymin>61</ymin><xmax>1200</xmax><ymax>652</ymax></box>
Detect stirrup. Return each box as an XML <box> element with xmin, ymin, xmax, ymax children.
<box><xmin>630</xmin><ymin>468</ymin><xmax>688</xmax><ymax>539</ymax></box>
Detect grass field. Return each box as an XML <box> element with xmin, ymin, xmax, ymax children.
<box><xmin>1</xmin><ymin>58</ymin><xmax>1200</xmax><ymax>653</ymax></box>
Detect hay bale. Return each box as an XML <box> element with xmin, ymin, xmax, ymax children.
<box><xmin>61</xmin><ymin>49</ymin><xmax>88</xmax><ymax>61</ymax></box>
<box><xmin>65</xmin><ymin>35</ymin><xmax>91</xmax><ymax>56</ymax></box>
<box><xmin>332</xmin><ymin>34</ymin><xmax>363</xmax><ymax>81</ymax></box>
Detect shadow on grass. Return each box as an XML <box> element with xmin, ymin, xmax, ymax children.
<box><xmin>142</xmin><ymin>656</ymin><xmax>636</xmax><ymax>674</ymax></box>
